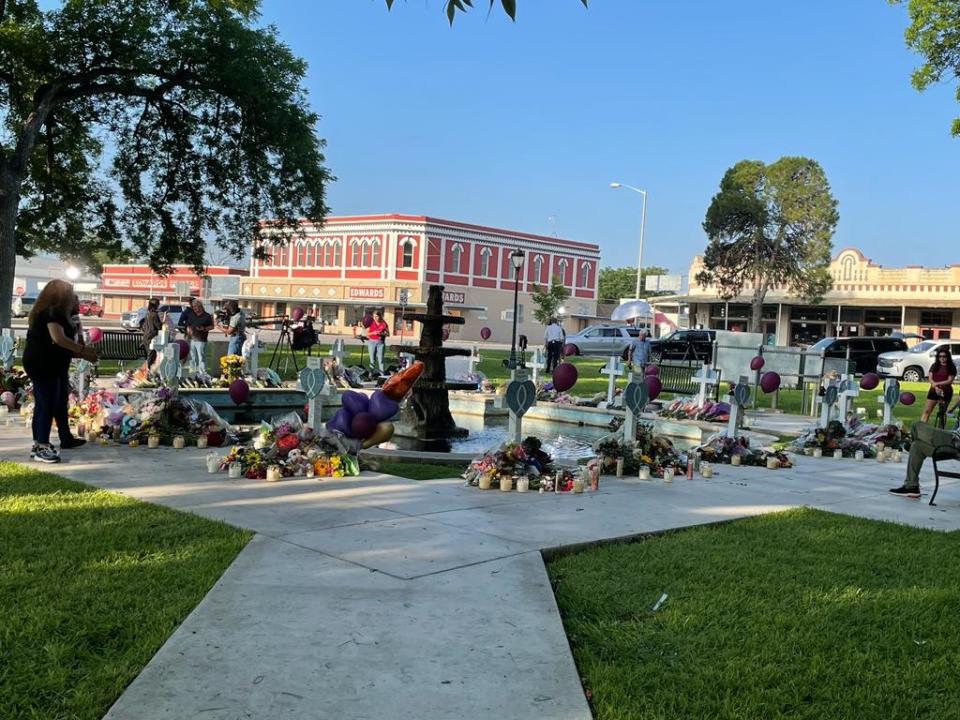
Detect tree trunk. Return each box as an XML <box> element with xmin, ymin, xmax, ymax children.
<box><xmin>0</xmin><ymin>168</ymin><xmax>20</xmax><ymax>329</ymax></box>
<box><xmin>749</xmin><ymin>286</ymin><xmax>765</xmax><ymax>334</ymax></box>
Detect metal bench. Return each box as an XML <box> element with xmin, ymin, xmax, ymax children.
<box><xmin>654</xmin><ymin>361</ymin><xmax>723</xmax><ymax>401</ymax></box>
<box><xmin>95</xmin><ymin>330</ymin><xmax>147</xmax><ymax>371</ymax></box>
<box><xmin>931</xmin><ymin>445</ymin><xmax>960</xmax><ymax>506</ymax></box>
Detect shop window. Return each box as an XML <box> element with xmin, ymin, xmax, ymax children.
<box><xmin>920</xmin><ymin>310</ymin><xmax>953</xmax><ymax>327</ymax></box>
<box><xmin>864</xmin><ymin>308</ymin><xmax>899</xmax><ymax>324</ymax></box>
<box><xmin>320</xmin><ymin>305</ymin><xmax>338</xmax><ymax>326</ymax></box>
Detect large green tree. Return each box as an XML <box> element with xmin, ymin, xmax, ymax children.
<box><xmin>0</xmin><ymin>0</ymin><xmax>329</xmax><ymax>326</ymax></box>
<box><xmin>895</xmin><ymin>0</ymin><xmax>960</xmax><ymax>136</ymax></box>
<box><xmin>597</xmin><ymin>265</ymin><xmax>670</xmax><ymax>304</ymax></box>
<box><xmin>530</xmin><ymin>277</ymin><xmax>571</xmax><ymax>325</ymax></box>
<box><xmin>696</xmin><ymin>157</ymin><xmax>838</xmax><ymax>333</ymax></box>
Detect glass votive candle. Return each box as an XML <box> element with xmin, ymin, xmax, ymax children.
<box><xmin>196</xmin><ymin>434</ymin><xmax>208</xmax><ymax>449</ymax></box>
<box><xmin>876</xmin><ymin>450</ymin><xmax>886</xmax><ymax>463</ymax></box>
<box><xmin>638</xmin><ymin>466</ymin><xmax>651</xmax><ymax>481</ymax></box>
<box><xmin>766</xmin><ymin>456</ymin><xmax>779</xmax><ymax>469</ymax></box>
<box><xmin>148</xmin><ymin>433</ymin><xmax>160</xmax><ymax>449</ymax></box>
<box><xmin>228</xmin><ymin>461</ymin><xmax>242</xmax><ymax>479</ymax></box>
<box><xmin>306</xmin><ymin>464</ymin><xmax>315</xmax><ymax>479</ymax></box>
<box><xmin>662</xmin><ymin>467</ymin><xmax>675</xmax><ymax>483</ymax></box>
<box><xmin>0</xmin><ymin>405</ymin><xmax>8</xmax><ymax>416</ymax></box>
<box><xmin>812</xmin><ymin>448</ymin><xmax>822</xmax><ymax>458</ymax></box>
<box><xmin>128</xmin><ymin>438</ymin><xmax>139</xmax><ymax>448</ymax></box>
<box><xmin>730</xmin><ymin>455</ymin><xmax>741</xmax><ymax>466</ymax></box>
<box><xmin>572</xmin><ymin>476</ymin><xmax>584</xmax><ymax>493</ymax></box>
<box><xmin>266</xmin><ymin>465</ymin><xmax>281</xmax><ymax>482</ymax></box>
<box><xmin>85</xmin><ymin>429</ymin><xmax>97</xmax><ymax>443</ymax></box>
<box><xmin>478</xmin><ymin>474</ymin><xmax>492</xmax><ymax>490</ymax></box>
<box><xmin>854</xmin><ymin>450</ymin><xmax>864</xmax><ymax>462</ymax></box>
<box><xmin>172</xmin><ymin>435</ymin><xmax>185</xmax><ymax>450</ymax></box>
<box><xmin>516</xmin><ymin>476</ymin><xmax>530</xmax><ymax>493</ymax></box>
<box><xmin>701</xmin><ymin>463</ymin><xmax>713</xmax><ymax>479</ymax></box>
<box><xmin>893</xmin><ymin>450</ymin><xmax>902</xmax><ymax>463</ymax></box>
<box><xmin>833</xmin><ymin>449</ymin><xmax>843</xmax><ymax>459</ymax></box>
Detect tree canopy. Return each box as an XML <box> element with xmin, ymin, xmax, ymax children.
<box><xmin>0</xmin><ymin>0</ymin><xmax>330</xmax><ymax>325</ymax></box>
<box><xmin>896</xmin><ymin>0</ymin><xmax>960</xmax><ymax>136</ymax></box>
<box><xmin>530</xmin><ymin>278</ymin><xmax>571</xmax><ymax>325</ymax></box>
<box><xmin>385</xmin><ymin>0</ymin><xmax>588</xmax><ymax>24</ymax></box>
<box><xmin>597</xmin><ymin>266</ymin><xmax>670</xmax><ymax>304</ymax></box>
<box><xmin>696</xmin><ymin>157</ymin><xmax>838</xmax><ymax>333</ymax></box>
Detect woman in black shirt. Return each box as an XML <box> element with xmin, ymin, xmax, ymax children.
<box><xmin>22</xmin><ymin>279</ymin><xmax>99</xmax><ymax>463</ymax></box>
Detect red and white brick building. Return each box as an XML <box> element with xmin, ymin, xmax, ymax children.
<box><xmin>97</xmin><ymin>265</ymin><xmax>247</xmax><ymax>317</ymax></box>
<box><xmin>240</xmin><ymin>214</ymin><xmax>602</xmax><ymax>341</ymax></box>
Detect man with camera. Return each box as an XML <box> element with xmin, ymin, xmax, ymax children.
<box><xmin>217</xmin><ymin>300</ymin><xmax>246</xmax><ymax>357</ymax></box>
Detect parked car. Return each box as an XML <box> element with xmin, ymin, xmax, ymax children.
<box><xmin>648</xmin><ymin>329</ymin><xmax>716</xmax><ymax>362</ymax></box>
<box><xmin>121</xmin><ymin>304</ymin><xmax>188</xmax><ymax>332</ymax></box>
<box><xmin>77</xmin><ymin>299</ymin><xmax>103</xmax><ymax>317</ymax></box>
<box><xmin>808</xmin><ymin>336</ymin><xmax>908</xmax><ymax>375</ymax></box>
<box><xmin>11</xmin><ymin>295</ymin><xmax>36</xmax><ymax>318</ymax></box>
<box><xmin>877</xmin><ymin>339</ymin><xmax>960</xmax><ymax>382</ymax></box>
<box><xmin>564</xmin><ymin>324</ymin><xmax>643</xmax><ymax>357</ymax></box>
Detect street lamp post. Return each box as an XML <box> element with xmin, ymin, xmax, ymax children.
<box><xmin>505</xmin><ymin>249</ymin><xmax>525</xmax><ymax>370</ymax></box>
<box><xmin>610</xmin><ymin>182</ymin><xmax>648</xmax><ymax>299</ymax></box>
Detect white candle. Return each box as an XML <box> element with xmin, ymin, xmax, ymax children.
<box><xmin>812</xmin><ymin>448</ymin><xmax>822</xmax><ymax>458</ymax></box>
<box><xmin>516</xmin><ymin>477</ymin><xmax>530</xmax><ymax>493</ymax></box>
<box><xmin>196</xmin><ymin>435</ymin><xmax>208</xmax><ymax>449</ymax></box>
<box><xmin>701</xmin><ymin>463</ymin><xmax>712</xmax><ymax>478</ymax></box>
<box><xmin>876</xmin><ymin>450</ymin><xmax>886</xmax><ymax>463</ymax></box>
<box><xmin>893</xmin><ymin>450</ymin><xmax>902</xmax><ymax>463</ymax></box>
<box><xmin>148</xmin><ymin>434</ymin><xmax>160</xmax><ymax>449</ymax></box>
<box><xmin>228</xmin><ymin>462</ymin><xmax>242</xmax><ymax>479</ymax></box>
<box><xmin>500</xmin><ymin>475</ymin><xmax>513</xmax><ymax>492</ymax></box>
<box><xmin>172</xmin><ymin>435</ymin><xmax>185</xmax><ymax>450</ymax></box>
<box><xmin>478</xmin><ymin>474</ymin><xmax>492</xmax><ymax>490</ymax></box>
<box><xmin>615</xmin><ymin>457</ymin><xmax>624</xmax><ymax>478</ymax></box>
<box><xmin>128</xmin><ymin>438</ymin><xmax>139</xmax><ymax>448</ymax></box>
<box><xmin>638</xmin><ymin>466</ymin><xmax>651</xmax><ymax>481</ymax></box>
<box><xmin>0</xmin><ymin>405</ymin><xmax>8</xmax><ymax>415</ymax></box>
<box><xmin>206</xmin><ymin>452</ymin><xmax>219</xmax><ymax>474</ymax></box>
<box><xmin>572</xmin><ymin>477</ymin><xmax>584</xmax><ymax>493</ymax></box>
<box><xmin>266</xmin><ymin>465</ymin><xmax>281</xmax><ymax>482</ymax></box>
<box><xmin>662</xmin><ymin>467</ymin><xmax>674</xmax><ymax>483</ymax></box>
<box><xmin>833</xmin><ymin>449</ymin><xmax>843</xmax><ymax>459</ymax></box>
<box><xmin>730</xmin><ymin>455</ymin><xmax>741</xmax><ymax>466</ymax></box>
<box><xmin>854</xmin><ymin>450</ymin><xmax>864</xmax><ymax>462</ymax></box>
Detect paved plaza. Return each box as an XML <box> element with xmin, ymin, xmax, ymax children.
<box><xmin>2</xmin><ymin>424</ymin><xmax>959</xmax><ymax>720</ymax></box>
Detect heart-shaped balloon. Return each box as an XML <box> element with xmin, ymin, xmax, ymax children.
<box><xmin>361</xmin><ymin>421</ymin><xmax>395</xmax><ymax>449</ymax></box>
<box><xmin>341</xmin><ymin>390</ymin><xmax>370</xmax><ymax>416</ymax></box>
<box><xmin>504</xmin><ymin>379</ymin><xmax>536</xmax><ymax>417</ymax></box>
<box><xmin>326</xmin><ymin>407</ymin><xmax>352</xmax><ymax>436</ymax></box>
<box><xmin>298</xmin><ymin>366</ymin><xmax>326</xmax><ymax>399</ymax></box>
<box><xmin>369</xmin><ymin>391</ymin><xmax>400</xmax><ymax>422</ymax></box>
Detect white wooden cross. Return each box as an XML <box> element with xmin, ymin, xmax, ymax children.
<box><xmin>819</xmin><ymin>379</ymin><xmax>841</xmax><ymax>428</ymax></box>
<box><xmin>838</xmin><ymin>374</ymin><xmax>860</xmax><ymax>422</ymax></box>
<box><xmin>299</xmin><ymin>356</ymin><xmax>329</xmax><ymax>430</ymax></box>
<box><xmin>468</xmin><ymin>344</ymin><xmax>482</xmax><ymax>375</ymax></box>
<box><xmin>149</xmin><ymin>326</ymin><xmax>169</xmax><ymax>354</ymax></box>
<box><xmin>600</xmin><ymin>355</ymin><xmax>625</xmax><ymax>405</ymax></box>
<box><xmin>242</xmin><ymin>329</ymin><xmax>260</xmax><ymax>374</ymax></box>
<box><xmin>528</xmin><ymin>347</ymin><xmax>546</xmax><ymax>385</ymax></box>
<box><xmin>882</xmin><ymin>377</ymin><xmax>900</xmax><ymax>426</ymax></box>
<box><xmin>691</xmin><ymin>362</ymin><xmax>719</xmax><ymax>406</ymax></box>
<box><xmin>329</xmin><ymin>338</ymin><xmax>346</xmax><ymax>368</ymax></box>
<box><xmin>727</xmin><ymin>375</ymin><xmax>751</xmax><ymax>439</ymax></box>
<box><xmin>0</xmin><ymin>328</ymin><xmax>14</xmax><ymax>371</ymax></box>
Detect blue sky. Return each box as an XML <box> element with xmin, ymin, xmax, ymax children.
<box><xmin>258</xmin><ymin>0</ymin><xmax>958</xmax><ymax>274</ymax></box>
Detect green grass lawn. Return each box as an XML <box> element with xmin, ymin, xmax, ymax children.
<box><xmin>548</xmin><ymin>508</ymin><xmax>960</xmax><ymax>720</ymax></box>
<box><xmin>0</xmin><ymin>461</ymin><xmax>251</xmax><ymax>720</ymax></box>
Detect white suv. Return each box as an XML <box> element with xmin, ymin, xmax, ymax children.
<box><xmin>564</xmin><ymin>324</ymin><xmax>642</xmax><ymax>357</ymax></box>
<box><xmin>877</xmin><ymin>340</ymin><xmax>960</xmax><ymax>382</ymax></box>
<box><xmin>121</xmin><ymin>304</ymin><xmax>188</xmax><ymax>332</ymax></box>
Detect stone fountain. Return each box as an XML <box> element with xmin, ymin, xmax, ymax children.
<box><xmin>392</xmin><ymin>285</ymin><xmax>473</xmax><ymax>445</ymax></box>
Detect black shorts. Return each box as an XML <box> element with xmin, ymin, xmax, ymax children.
<box><xmin>927</xmin><ymin>386</ymin><xmax>954</xmax><ymax>404</ymax></box>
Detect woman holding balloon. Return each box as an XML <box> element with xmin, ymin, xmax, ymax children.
<box><xmin>22</xmin><ymin>279</ymin><xmax>99</xmax><ymax>463</ymax></box>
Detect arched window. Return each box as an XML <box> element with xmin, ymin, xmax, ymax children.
<box><xmin>350</xmin><ymin>240</ymin><xmax>361</xmax><ymax>266</ymax></box>
<box><xmin>322</xmin><ymin>241</ymin><xmax>332</xmax><ymax>267</ymax></box>
<box><xmin>557</xmin><ymin>258</ymin><xmax>569</xmax><ymax>283</ymax></box>
<box><xmin>309</xmin><ymin>241</ymin><xmax>320</xmax><ymax>266</ymax></box>
<box><xmin>400</xmin><ymin>239</ymin><xmax>415</xmax><ymax>268</ymax></box>
<box><xmin>450</xmin><ymin>243</ymin><xmax>464</xmax><ymax>274</ymax></box>
<box><xmin>842</xmin><ymin>256</ymin><xmax>854</xmax><ymax>281</ymax></box>
<box><xmin>296</xmin><ymin>242</ymin><xmax>307</xmax><ymax>267</ymax></box>
<box><xmin>579</xmin><ymin>262</ymin><xmax>590</xmax><ymax>287</ymax></box>
<box><xmin>278</xmin><ymin>245</ymin><xmax>288</xmax><ymax>266</ymax></box>
<box><xmin>361</xmin><ymin>239</ymin><xmax>372</xmax><ymax>266</ymax></box>
<box><xmin>370</xmin><ymin>239</ymin><xmax>381</xmax><ymax>267</ymax></box>
<box><xmin>332</xmin><ymin>240</ymin><xmax>342</xmax><ymax>267</ymax></box>
<box><xmin>532</xmin><ymin>255</ymin><xmax>544</xmax><ymax>282</ymax></box>
<box><xmin>479</xmin><ymin>247</ymin><xmax>492</xmax><ymax>276</ymax></box>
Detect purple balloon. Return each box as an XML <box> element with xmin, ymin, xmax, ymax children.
<box><xmin>228</xmin><ymin>378</ymin><xmax>249</xmax><ymax>404</ymax></box>
<box><xmin>562</xmin><ymin>343</ymin><xmax>577</xmax><ymax>357</ymax></box>
<box><xmin>552</xmin><ymin>363</ymin><xmax>578</xmax><ymax>393</ymax></box>
<box><xmin>900</xmin><ymin>391</ymin><xmax>916</xmax><ymax>406</ymax></box>
<box><xmin>760</xmin><ymin>371</ymin><xmax>781</xmax><ymax>394</ymax></box>
<box><xmin>291</xmin><ymin>306</ymin><xmax>305</xmax><ymax>322</ymax></box>
<box><xmin>645</xmin><ymin>375</ymin><xmax>663</xmax><ymax>401</ymax></box>
<box><xmin>369</xmin><ymin>391</ymin><xmax>399</xmax><ymax>422</ymax></box>
<box><xmin>175</xmin><ymin>339</ymin><xmax>189</xmax><ymax>360</ymax></box>
<box><xmin>860</xmin><ymin>372</ymin><xmax>879</xmax><ymax>391</ymax></box>
<box><xmin>362</xmin><ymin>314</ymin><xmax>374</xmax><ymax>328</ymax></box>
<box><xmin>341</xmin><ymin>390</ymin><xmax>370</xmax><ymax>416</ymax></box>
<box><xmin>326</xmin><ymin>407</ymin><xmax>352</xmax><ymax>436</ymax></box>
<box><xmin>480</xmin><ymin>327</ymin><xmax>492</xmax><ymax>340</ymax></box>
<box><xmin>750</xmin><ymin>355</ymin><xmax>765</xmax><ymax>371</ymax></box>
<box><xmin>644</xmin><ymin>363</ymin><xmax>659</xmax><ymax>376</ymax></box>
<box><xmin>350</xmin><ymin>411</ymin><xmax>378</xmax><ymax>440</ymax></box>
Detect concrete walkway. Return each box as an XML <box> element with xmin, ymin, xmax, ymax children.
<box><xmin>2</xmin><ymin>424</ymin><xmax>960</xmax><ymax>720</ymax></box>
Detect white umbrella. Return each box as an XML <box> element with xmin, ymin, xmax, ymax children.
<box><xmin>610</xmin><ymin>299</ymin><xmax>653</xmax><ymax>322</ymax></box>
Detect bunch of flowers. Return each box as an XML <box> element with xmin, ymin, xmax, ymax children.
<box><xmin>0</xmin><ymin>366</ymin><xmax>32</xmax><ymax>408</ymax></box>
<box><xmin>68</xmin><ymin>388</ymin><xmax>117</xmax><ymax>429</ymax></box>
<box><xmin>659</xmin><ymin>398</ymin><xmax>731</xmax><ymax>423</ymax></box>
<box><xmin>788</xmin><ymin>417</ymin><xmax>906</xmax><ymax>458</ymax></box>
<box><xmin>86</xmin><ymin>388</ymin><xmax>234</xmax><ymax>444</ymax></box>
<box><xmin>219</xmin><ymin>354</ymin><xmax>245</xmax><ymax>381</ymax></box>
<box><xmin>594</xmin><ymin>422</ymin><xmax>681</xmax><ymax>478</ymax></box>
<box><xmin>696</xmin><ymin>433</ymin><xmax>793</xmax><ymax>468</ymax></box>
<box><xmin>463</xmin><ymin>436</ymin><xmax>556</xmax><ymax>490</ymax></box>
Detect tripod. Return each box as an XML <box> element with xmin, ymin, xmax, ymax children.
<box><xmin>269</xmin><ymin>319</ymin><xmax>302</xmax><ymax>374</ymax></box>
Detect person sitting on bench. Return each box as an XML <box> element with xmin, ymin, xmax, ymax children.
<box><xmin>890</xmin><ymin>422</ymin><xmax>960</xmax><ymax>499</ymax></box>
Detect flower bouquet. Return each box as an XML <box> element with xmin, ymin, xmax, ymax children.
<box><xmin>594</xmin><ymin>422</ymin><xmax>681</xmax><ymax>478</ymax></box>
<box><xmin>0</xmin><ymin>366</ymin><xmax>32</xmax><ymax>409</ymax></box>
<box><xmin>659</xmin><ymin>398</ymin><xmax>730</xmax><ymax>423</ymax></box>
<box><xmin>696</xmin><ymin>433</ymin><xmax>793</xmax><ymax>468</ymax></box>
<box><xmin>463</xmin><ymin>436</ymin><xmax>556</xmax><ymax>490</ymax></box>
<box><xmin>219</xmin><ymin>354</ymin><xmax>245</xmax><ymax>381</ymax></box>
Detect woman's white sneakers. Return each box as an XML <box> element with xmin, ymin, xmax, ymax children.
<box><xmin>31</xmin><ymin>444</ymin><xmax>61</xmax><ymax>463</ymax></box>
